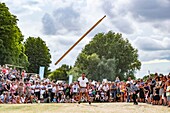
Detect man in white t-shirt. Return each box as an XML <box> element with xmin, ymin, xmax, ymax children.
<box><xmin>78</xmin><ymin>73</ymin><xmax>91</xmax><ymax>104</ymax></box>
<box><xmin>72</xmin><ymin>82</ymin><xmax>79</xmax><ymax>94</ymax></box>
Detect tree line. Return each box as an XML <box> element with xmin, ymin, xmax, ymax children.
<box><xmin>0</xmin><ymin>3</ymin><xmax>51</xmax><ymax>76</ymax></box>
<box><xmin>0</xmin><ymin>2</ymin><xmax>141</xmax><ymax>81</ymax></box>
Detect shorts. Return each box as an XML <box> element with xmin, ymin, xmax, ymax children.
<box><xmin>159</xmin><ymin>88</ymin><xmax>164</xmax><ymax>96</ymax></box>
<box><xmin>153</xmin><ymin>95</ymin><xmax>160</xmax><ymax>101</ymax></box>
<box><xmin>167</xmin><ymin>96</ymin><xmax>170</xmax><ymax>101</ymax></box>
<box><xmin>80</xmin><ymin>88</ymin><xmax>87</xmax><ymax>93</ymax></box>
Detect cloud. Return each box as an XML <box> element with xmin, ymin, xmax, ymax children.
<box><xmin>26</xmin><ymin>0</ymin><xmax>39</xmax><ymax>5</ymax></box>
<box><xmin>134</xmin><ymin>36</ymin><xmax>170</xmax><ymax>51</ymax></box>
<box><xmin>128</xmin><ymin>0</ymin><xmax>170</xmax><ymax>33</ymax></box>
<box><xmin>42</xmin><ymin>13</ymin><xmax>56</xmax><ymax>35</ymax></box>
<box><xmin>53</xmin><ymin>6</ymin><xmax>81</xmax><ymax>31</ymax></box>
<box><xmin>42</xmin><ymin>6</ymin><xmax>82</xmax><ymax>35</ymax></box>
<box><xmin>133</xmin><ymin>36</ymin><xmax>170</xmax><ymax>62</ymax></box>
<box><xmin>102</xmin><ymin>1</ymin><xmax>116</xmax><ymax>18</ymax></box>
<box><xmin>134</xmin><ymin>37</ymin><xmax>164</xmax><ymax>51</ymax></box>
<box><xmin>129</xmin><ymin>0</ymin><xmax>170</xmax><ymax>21</ymax></box>
<box><xmin>153</xmin><ymin>21</ymin><xmax>170</xmax><ymax>33</ymax></box>
<box><xmin>113</xmin><ymin>19</ymin><xmax>134</xmax><ymax>34</ymax></box>
<box><xmin>1</xmin><ymin>0</ymin><xmax>41</xmax><ymax>14</ymax></box>
<box><xmin>142</xmin><ymin>59</ymin><xmax>170</xmax><ymax>65</ymax></box>
<box><xmin>136</xmin><ymin>61</ymin><xmax>170</xmax><ymax>78</ymax></box>
<box><xmin>137</xmin><ymin>50</ymin><xmax>170</xmax><ymax>62</ymax></box>
<box><xmin>57</xmin><ymin>37</ymin><xmax>75</xmax><ymax>47</ymax></box>
<box><xmin>101</xmin><ymin>0</ymin><xmax>135</xmax><ymax>34</ymax></box>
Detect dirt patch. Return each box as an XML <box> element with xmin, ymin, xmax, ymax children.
<box><xmin>0</xmin><ymin>103</ymin><xmax>169</xmax><ymax>113</ymax></box>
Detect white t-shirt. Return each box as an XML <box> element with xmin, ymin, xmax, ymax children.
<box><xmin>102</xmin><ymin>85</ymin><xmax>109</xmax><ymax>92</ymax></box>
<box><xmin>35</xmin><ymin>84</ymin><xmax>40</xmax><ymax>92</ymax></box>
<box><xmin>40</xmin><ymin>85</ymin><xmax>46</xmax><ymax>95</ymax></box>
<box><xmin>78</xmin><ymin>77</ymin><xmax>88</xmax><ymax>88</ymax></box>
<box><xmin>52</xmin><ymin>86</ymin><xmax>56</xmax><ymax>93</ymax></box>
<box><xmin>31</xmin><ymin>85</ymin><xmax>35</xmax><ymax>93</ymax></box>
<box><xmin>98</xmin><ymin>84</ymin><xmax>103</xmax><ymax>90</ymax></box>
<box><xmin>47</xmin><ymin>84</ymin><xmax>52</xmax><ymax>90</ymax></box>
<box><xmin>58</xmin><ymin>86</ymin><xmax>63</xmax><ymax>93</ymax></box>
<box><xmin>72</xmin><ymin>84</ymin><xmax>79</xmax><ymax>93</ymax></box>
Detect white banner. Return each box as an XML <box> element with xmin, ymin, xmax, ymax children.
<box><xmin>39</xmin><ymin>66</ymin><xmax>45</xmax><ymax>80</ymax></box>
<box><xmin>69</xmin><ymin>75</ymin><xmax>73</xmax><ymax>85</ymax></box>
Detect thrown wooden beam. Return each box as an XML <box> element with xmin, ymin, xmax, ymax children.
<box><xmin>55</xmin><ymin>15</ymin><xmax>106</xmax><ymax>65</ymax></box>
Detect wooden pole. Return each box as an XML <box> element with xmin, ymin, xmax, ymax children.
<box><xmin>55</xmin><ymin>15</ymin><xmax>106</xmax><ymax>65</ymax></box>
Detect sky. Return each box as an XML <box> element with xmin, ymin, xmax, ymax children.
<box><xmin>1</xmin><ymin>0</ymin><xmax>170</xmax><ymax>78</ymax></box>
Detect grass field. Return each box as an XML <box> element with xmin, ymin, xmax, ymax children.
<box><xmin>0</xmin><ymin>103</ymin><xmax>169</xmax><ymax>113</ymax></box>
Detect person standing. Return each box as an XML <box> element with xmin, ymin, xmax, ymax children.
<box><xmin>78</xmin><ymin>73</ymin><xmax>91</xmax><ymax>104</ymax></box>
<box><xmin>132</xmin><ymin>82</ymin><xmax>139</xmax><ymax>105</ymax></box>
<box><xmin>166</xmin><ymin>80</ymin><xmax>170</xmax><ymax>107</ymax></box>
<box><xmin>34</xmin><ymin>81</ymin><xmax>41</xmax><ymax>102</ymax></box>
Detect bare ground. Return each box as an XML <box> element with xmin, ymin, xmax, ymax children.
<box><xmin>0</xmin><ymin>103</ymin><xmax>169</xmax><ymax>113</ymax></box>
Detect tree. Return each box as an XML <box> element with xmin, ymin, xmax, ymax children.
<box><xmin>67</xmin><ymin>66</ymin><xmax>82</xmax><ymax>81</ymax></box>
<box><xmin>24</xmin><ymin>37</ymin><xmax>51</xmax><ymax>76</ymax></box>
<box><xmin>95</xmin><ymin>58</ymin><xmax>116</xmax><ymax>81</ymax></box>
<box><xmin>0</xmin><ymin>3</ymin><xmax>28</xmax><ymax>67</ymax></box>
<box><xmin>48</xmin><ymin>64</ymin><xmax>71</xmax><ymax>81</ymax></box>
<box><xmin>142</xmin><ymin>73</ymin><xmax>155</xmax><ymax>82</ymax></box>
<box><xmin>74</xmin><ymin>31</ymin><xmax>141</xmax><ymax>81</ymax></box>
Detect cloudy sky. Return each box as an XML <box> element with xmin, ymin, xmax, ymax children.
<box><xmin>1</xmin><ymin>0</ymin><xmax>170</xmax><ymax>78</ymax></box>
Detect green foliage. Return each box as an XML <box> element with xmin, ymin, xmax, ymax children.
<box><xmin>142</xmin><ymin>73</ymin><xmax>155</xmax><ymax>81</ymax></box>
<box><xmin>74</xmin><ymin>31</ymin><xmax>141</xmax><ymax>81</ymax></box>
<box><xmin>95</xmin><ymin>58</ymin><xmax>116</xmax><ymax>81</ymax></box>
<box><xmin>0</xmin><ymin>3</ymin><xmax>28</xmax><ymax>67</ymax></box>
<box><xmin>24</xmin><ymin>37</ymin><xmax>51</xmax><ymax>76</ymax></box>
<box><xmin>67</xmin><ymin>66</ymin><xmax>81</xmax><ymax>81</ymax></box>
<box><xmin>48</xmin><ymin>64</ymin><xmax>71</xmax><ymax>81</ymax></box>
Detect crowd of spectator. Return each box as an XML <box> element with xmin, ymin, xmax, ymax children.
<box><xmin>0</xmin><ymin>66</ymin><xmax>170</xmax><ymax>107</ymax></box>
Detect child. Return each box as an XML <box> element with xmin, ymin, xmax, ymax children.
<box><xmin>95</xmin><ymin>92</ymin><xmax>100</xmax><ymax>102</ymax></box>
<box><xmin>20</xmin><ymin>94</ymin><xmax>25</xmax><ymax>103</ymax></box>
<box><xmin>166</xmin><ymin>80</ymin><xmax>170</xmax><ymax>107</ymax></box>
<box><xmin>0</xmin><ymin>93</ymin><xmax>4</xmax><ymax>103</ymax></box>
<box><xmin>100</xmin><ymin>91</ymin><xmax>105</xmax><ymax>102</ymax></box>
<box><xmin>60</xmin><ymin>93</ymin><xmax>65</xmax><ymax>103</ymax></box>
<box><xmin>104</xmin><ymin>92</ymin><xmax>109</xmax><ymax>102</ymax></box>
<box><xmin>11</xmin><ymin>95</ymin><xmax>17</xmax><ymax>104</ymax></box>
<box><xmin>16</xmin><ymin>96</ymin><xmax>21</xmax><ymax>104</ymax></box>
<box><xmin>32</xmin><ymin>95</ymin><xmax>38</xmax><ymax>103</ymax></box>
<box><xmin>53</xmin><ymin>95</ymin><xmax>57</xmax><ymax>103</ymax></box>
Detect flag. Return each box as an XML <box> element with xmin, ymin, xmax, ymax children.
<box><xmin>39</xmin><ymin>66</ymin><xmax>45</xmax><ymax>80</ymax></box>
<box><xmin>69</xmin><ymin>75</ymin><xmax>73</xmax><ymax>85</ymax></box>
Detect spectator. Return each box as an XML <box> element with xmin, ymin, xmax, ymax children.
<box><xmin>0</xmin><ymin>79</ymin><xmax>4</xmax><ymax>95</ymax></box>
<box><xmin>34</xmin><ymin>81</ymin><xmax>40</xmax><ymax>101</ymax></box>
<box><xmin>0</xmin><ymin>65</ymin><xmax>170</xmax><ymax>108</ymax></box>
<box><xmin>166</xmin><ymin>80</ymin><xmax>170</xmax><ymax>107</ymax></box>
<box><xmin>115</xmin><ymin>77</ymin><xmax>120</xmax><ymax>83</ymax></box>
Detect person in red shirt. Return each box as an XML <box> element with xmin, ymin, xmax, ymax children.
<box><xmin>2</xmin><ymin>67</ymin><xmax>6</xmax><ymax>75</ymax></box>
